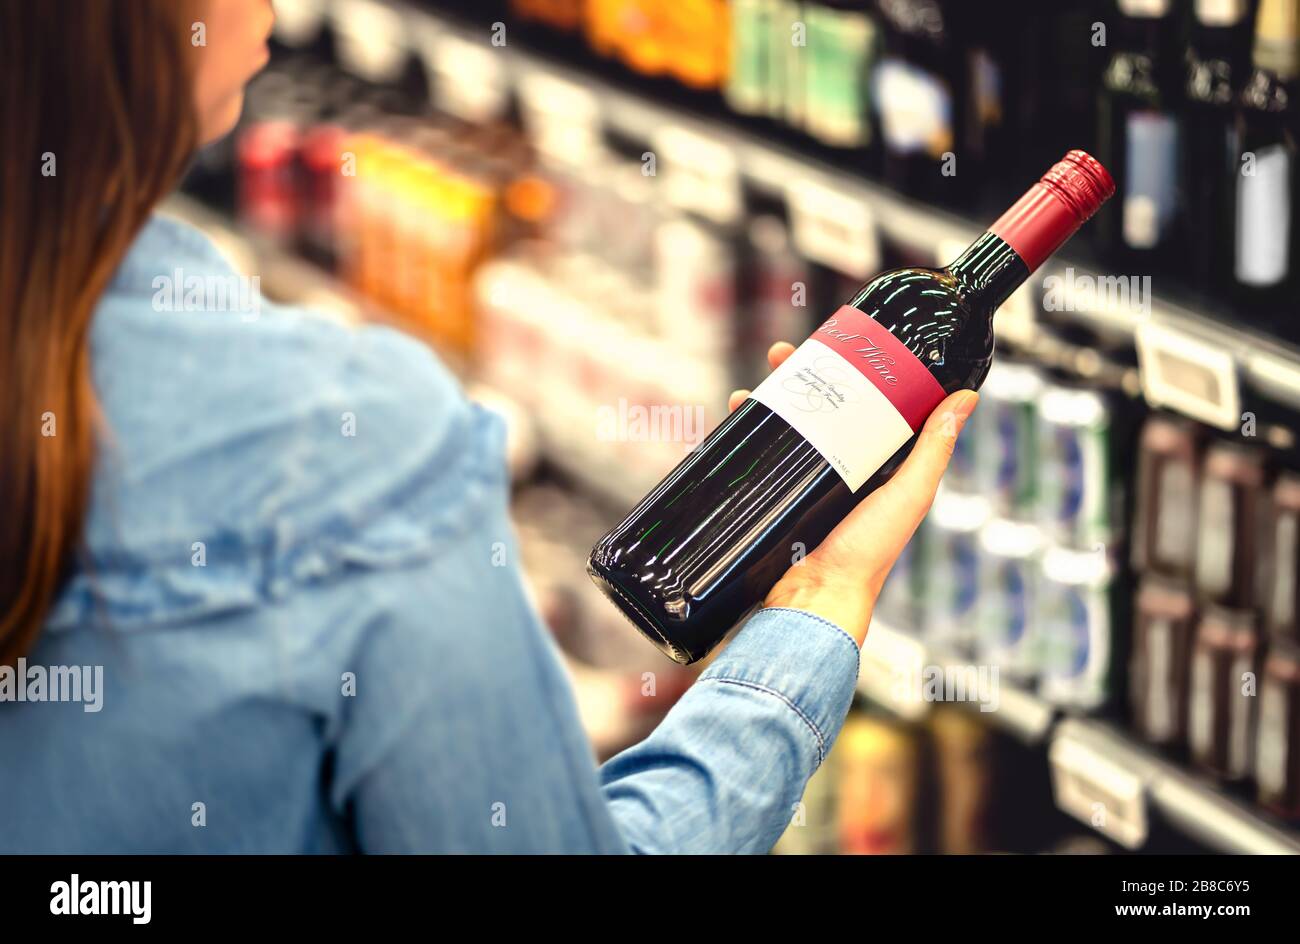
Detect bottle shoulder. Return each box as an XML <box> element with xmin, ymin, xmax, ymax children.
<box><xmin>849</xmin><ymin>266</ymin><xmax>993</xmax><ymax>390</ymax></box>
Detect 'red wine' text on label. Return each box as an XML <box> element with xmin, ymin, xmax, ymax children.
<box><xmin>749</xmin><ymin>305</ymin><xmax>946</xmax><ymax>492</ymax></box>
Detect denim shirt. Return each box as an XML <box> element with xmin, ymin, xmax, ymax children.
<box><xmin>0</xmin><ymin>213</ymin><xmax>860</xmax><ymax>853</ymax></box>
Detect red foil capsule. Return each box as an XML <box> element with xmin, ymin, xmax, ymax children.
<box><xmin>989</xmin><ymin>150</ymin><xmax>1116</xmax><ymax>272</ymax></box>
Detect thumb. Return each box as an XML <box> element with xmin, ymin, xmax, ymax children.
<box><xmin>878</xmin><ymin>389</ymin><xmax>979</xmax><ymax>528</ymax></box>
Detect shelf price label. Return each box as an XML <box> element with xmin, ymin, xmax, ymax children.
<box><xmin>653</xmin><ymin>126</ymin><xmax>743</xmax><ymax>228</ymax></box>
<box><xmin>516</xmin><ymin>69</ymin><xmax>603</xmax><ymax>168</ymax></box>
<box><xmin>857</xmin><ymin>622</ymin><xmax>929</xmax><ymax>720</ymax></box>
<box><xmin>786</xmin><ymin>178</ymin><xmax>881</xmax><ymax>280</ymax></box>
<box><xmin>331</xmin><ymin>0</ymin><xmax>408</xmax><ymax>84</ymax></box>
<box><xmin>1136</xmin><ymin>320</ymin><xmax>1241</xmax><ymax>430</ymax></box>
<box><xmin>1049</xmin><ymin>727</ymin><xmax>1148</xmax><ymax>849</ymax></box>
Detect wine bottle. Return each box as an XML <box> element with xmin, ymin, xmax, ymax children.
<box><xmin>1230</xmin><ymin>0</ymin><xmax>1300</xmax><ymax>332</ymax></box>
<box><xmin>589</xmin><ymin>150</ymin><xmax>1115</xmax><ymax>664</ymax></box>
<box><xmin>1184</xmin><ymin>0</ymin><xmax>1255</xmax><ymax>295</ymax></box>
<box><xmin>1094</xmin><ymin>0</ymin><xmax>1185</xmax><ymax>268</ymax></box>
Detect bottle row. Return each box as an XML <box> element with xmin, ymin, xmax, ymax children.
<box><xmin>872</xmin><ymin>358</ymin><xmax>1300</xmax><ymax>820</ymax></box>
<box><xmin>440</xmin><ymin>0</ymin><xmax>1300</xmax><ymax>342</ymax></box>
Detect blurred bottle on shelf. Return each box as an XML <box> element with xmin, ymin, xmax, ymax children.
<box><xmin>237</xmin><ymin>119</ymin><xmax>302</xmax><ymax>245</ymax></box>
<box><xmin>1094</xmin><ymin>0</ymin><xmax>1185</xmax><ymax>268</ymax></box>
<box><xmin>726</xmin><ymin>0</ymin><xmax>777</xmax><ymax>116</ymax></box>
<box><xmin>1261</xmin><ymin>471</ymin><xmax>1300</xmax><ymax>645</ymax></box>
<box><xmin>872</xmin><ymin>0</ymin><xmax>1013</xmax><ymax>204</ymax></box>
<box><xmin>1131</xmin><ymin>414</ymin><xmax>1202</xmax><ymax>580</ymax></box>
<box><xmin>837</xmin><ymin>714</ymin><xmax>926</xmax><ymax>855</ymax></box>
<box><xmin>1193</xmin><ymin>441</ymin><xmax>1268</xmax><ymax>609</ymax></box>
<box><xmin>930</xmin><ymin>708</ymin><xmax>994</xmax><ymax>854</ymax></box>
<box><xmin>803</xmin><ymin>1</ymin><xmax>879</xmax><ymax>149</ymax></box>
<box><xmin>1130</xmin><ymin>574</ymin><xmax>1198</xmax><ymax>747</ymax></box>
<box><xmin>1256</xmin><ymin>639</ymin><xmax>1300</xmax><ymax>818</ymax></box>
<box><xmin>584</xmin><ymin>0</ymin><xmax>730</xmax><ymax>90</ymax></box>
<box><xmin>1230</xmin><ymin>0</ymin><xmax>1300</xmax><ymax>334</ymax></box>
<box><xmin>1184</xmin><ymin>0</ymin><xmax>1256</xmax><ymax>295</ymax></box>
<box><xmin>871</xmin><ymin>0</ymin><xmax>961</xmax><ymax>204</ymax></box>
<box><xmin>1188</xmin><ymin>606</ymin><xmax>1261</xmax><ymax>781</ymax></box>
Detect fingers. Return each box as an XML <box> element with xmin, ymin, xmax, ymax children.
<box><xmin>731</xmin><ymin>343</ymin><xmax>796</xmax><ymax>411</ymax></box>
<box><xmin>878</xmin><ymin>389</ymin><xmax>979</xmax><ymax>528</ymax></box>
<box><xmin>767</xmin><ymin>341</ymin><xmax>796</xmax><ymax>370</ymax></box>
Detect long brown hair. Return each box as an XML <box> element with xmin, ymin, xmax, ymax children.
<box><xmin>0</xmin><ymin>1</ymin><xmax>198</xmax><ymax>665</ymax></box>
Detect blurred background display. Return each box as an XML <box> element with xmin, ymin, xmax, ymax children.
<box><xmin>172</xmin><ymin>0</ymin><xmax>1300</xmax><ymax>853</ymax></box>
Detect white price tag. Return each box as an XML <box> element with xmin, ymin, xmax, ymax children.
<box><xmin>412</xmin><ymin>24</ymin><xmax>510</xmax><ymax>125</ymax></box>
<box><xmin>272</xmin><ymin>0</ymin><xmax>329</xmax><ymax>47</ymax></box>
<box><xmin>331</xmin><ymin>0</ymin><xmax>408</xmax><ymax>84</ymax></box>
<box><xmin>653</xmin><ymin>126</ymin><xmax>743</xmax><ymax>227</ymax></box>
<box><xmin>1136</xmin><ymin>320</ymin><xmax>1240</xmax><ymax>430</ymax></box>
<box><xmin>786</xmin><ymin>178</ymin><xmax>881</xmax><ymax>279</ymax></box>
<box><xmin>857</xmin><ymin>622</ymin><xmax>929</xmax><ymax>720</ymax></box>
<box><xmin>516</xmin><ymin>68</ymin><xmax>603</xmax><ymax>167</ymax></box>
<box><xmin>1049</xmin><ymin>728</ymin><xmax>1149</xmax><ymax>849</ymax></box>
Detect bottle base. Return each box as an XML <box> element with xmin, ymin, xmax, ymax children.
<box><xmin>586</xmin><ymin>560</ymin><xmax>698</xmax><ymax>665</ymax></box>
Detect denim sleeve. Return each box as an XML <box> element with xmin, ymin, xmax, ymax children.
<box><xmin>599</xmin><ymin>608</ymin><xmax>861</xmax><ymax>854</ymax></box>
<box><xmin>339</xmin><ymin>531</ymin><xmax>861</xmax><ymax>854</ymax></box>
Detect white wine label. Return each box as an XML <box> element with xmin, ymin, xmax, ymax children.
<box><xmin>1235</xmin><ymin>143</ymin><xmax>1292</xmax><ymax>287</ymax></box>
<box><xmin>873</xmin><ymin>59</ymin><xmax>953</xmax><ymax>158</ymax></box>
<box><xmin>1256</xmin><ymin>680</ymin><xmax>1287</xmax><ymax>796</ymax></box>
<box><xmin>1123</xmin><ymin>112</ymin><xmax>1178</xmax><ymax>250</ymax></box>
<box><xmin>749</xmin><ymin>305</ymin><xmax>946</xmax><ymax>491</ymax></box>
<box><xmin>1195</xmin><ymin>477</ymin><xmax>1234</xmax><ymax>597</ymax></box>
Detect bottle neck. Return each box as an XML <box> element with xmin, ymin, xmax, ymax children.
<box><xmin>947</xmin><ymin>232</ymin><xmax>1030</xmax><ymax>313</ymax></box>
<box><xmin>949</xmin><ymin>150</ymin><xmax>1114</xmax><ymax>318</ymax></box>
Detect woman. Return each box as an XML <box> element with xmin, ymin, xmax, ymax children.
<box><xmin>0</xmin><ymin>0</ymin><xmax>977</xmax><ymax>853</ymax></box>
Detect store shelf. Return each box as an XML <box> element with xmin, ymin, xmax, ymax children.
<box><xmin>1054</xmin><ymin>719</ymin><xmax>1300</xmax><ymax>856</ymax></box>
<box><xmin>307</xmin><ymin>0</ymin><xmax>1300</xmax><ymax>432</ymax></box>
<box><xmin>195</xmin><ymin>4</ymin><xmax>1300</xmax><ymax>855</ymax></box>
<box><xmin>857</xmin><ymin>621</ymin><xmax>1055</xmax><ymax>744</ymax></box>
<box><xmin>858</xmin><ymin>621</ymin><xmax>1300</xmax><ymax>854</ymax></box>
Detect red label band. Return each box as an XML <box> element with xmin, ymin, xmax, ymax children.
<box><xmin>813</xmin><ymin>305</ymin><xmax>947</xmax><ymax>431</ymax></box>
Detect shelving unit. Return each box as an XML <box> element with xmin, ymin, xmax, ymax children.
<box><xmin>857</xmin><ymin>619</ymin><xmax>1300</xmax><ymax>854</ymax></box>
<box><xmin>201</xmin><ymin>0</ymin><xmax>1300</xmax><ymax>855</ymax></box>
<box><xmin>277</xmin><ymin>0</ymin><xmax>1300</xmax><ymax>435</ymax></box>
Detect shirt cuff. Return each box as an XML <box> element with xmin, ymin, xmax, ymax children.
<box><xmin>699</xmin><ymin>607</ymin><xmax>860</xmax><ymax>765</ymax></box>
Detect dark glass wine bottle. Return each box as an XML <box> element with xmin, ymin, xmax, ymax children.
<box><xmin>589</xmin><ymin>151</ymin><xmax>1116</xmax><ymax>664</ymax></box>
<box><xmin>1230</xmin><ymin>0</ymin><xmax>1300</xmax><ymax>334</ymax></box>
<box><xmin>1184</xmin><ymin>0</ymin><xmax>1255</xmax><ymax>295</ymax></box>
<box><xmin>1094</xmin><ymin>0</ymin><xmax>1185</xmax><ymax>268</ymax></box>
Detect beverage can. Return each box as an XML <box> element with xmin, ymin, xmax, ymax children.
<box><xmin>1037</xmin><ymin>383</ymin><xmax>1114</xmax><ymax>547</ymax></box>
<box><xmin>917</xmin><ymin>491</ymin><xmax>992</xmax><ymax>653</ymax></box>
<box><xmin>972</xmin><ymin>361</ymin><xmax>1042</xmax><ymax>520</ymax></box>
<box><xmin>976</xmin><ymin>518</ymin><xmax>1044</xmax><ymax>679</ymax></box>
<box><xmin>1037</xmin><ymin>543</ymin><xmax>1116</xmax><ymax>711</ymax></box>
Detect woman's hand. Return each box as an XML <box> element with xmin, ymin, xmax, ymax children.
<box><xmin>728</xmin><ymin>342</ymin><xmax>979</xmax><ymax>646</ymax></box>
